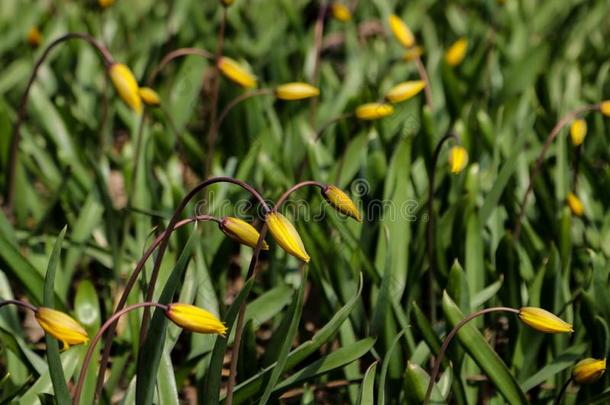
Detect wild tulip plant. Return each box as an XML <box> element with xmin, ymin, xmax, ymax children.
<box><xmin>3</xmin><ymin>1</ymin><xmax>610</xmax><ymax>405</ymax></box>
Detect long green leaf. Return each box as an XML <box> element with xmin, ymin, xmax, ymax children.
<box><xmin>357</xmin><ymin>361</ymin><xmax>377</xmax><ymax>405</ymax></box>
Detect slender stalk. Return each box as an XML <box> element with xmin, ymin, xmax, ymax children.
<box><xmin>572</xmin><ymin>144</ymin><xmax>582</xmax><ymax>190</ymax></box>
<box><xmin>204</xmin><ymin>8</ymin><xmax>228</xmax><ymax>179</ymax></box>
<box><xmin>5</xmin><ymin>33</ymin><xmax>113</xmax><ymax>213</ymax></box>
<box><xmin>0</xmin><ymin>299</ymin><xmax>38</xmax><ymax>312</ymax></box>
<box><xmin>426</xmin><ymin>132</ymin><xmax>458</xmax><ymax>324</ymax></box>
<box><xmin>414</xmin><ymin>54</ymin><xmax>433</xmax><ymax>110</ymax></box>
<box><xmin>73</xmin><ymin>302</ymin><xmax>168</xmax><ymax>405</ymax></box>
<box><xmin>553</xmin><ymin>376</ymin><xmax>573</xmax><ymax>405</ymax></box>
<box><xmin>206</xmin><ymin>89</ymin><xmax>273</xmax><ymax>176</ymax></box>
<box><xmin>147</xmin><ymin>48</ymin><xmax>213</xmax><ymax>86</ymax></box>
<box><xmin>513</xmin><ymin>104</ymin><xmax>599</xmax><ymax>241</ymax></box>
<box><xmin>309</xmin><ymin>1</ymin><xmax>329</xmax><ymax>126</ymax></box>
<box><xmin>93</xmin><ymin>214</ymin><xmax>217</xmax><ymax>400</ymax></box>
<box><xmin>423</xmin><ymin>307</ymin><xmax>519</xmax><ymax>405</ymax></box>
<box><xmin>225</xmin><ymin>180</ymin><xmax>324</xmax><ymax>404</ymax></box>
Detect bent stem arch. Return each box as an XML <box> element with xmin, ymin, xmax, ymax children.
<box><xmin>5</xmin><ymin>33</ymin><xmax>113</xmax><ymax>213</ymax></box>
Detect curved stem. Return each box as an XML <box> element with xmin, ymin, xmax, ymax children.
<box><xmin>0</xmin><ymin>299</ymin><xmax>38</xmax><ymax>312</ymax></box>
<box><xmin>513</xmin><ymin>104</ymin><xmax>599</xmax><ymax>241</ymax></box>
<box><xmin>426</xmin><ymin>132</ymin><xmax>459</xmax><ymax>324</ymax></box>
<box><xmin>5</xmin><ymin>33</ymin><xmax>113</xmax><ymax>213</ymax></box>
<box><xmin>73</xmin><ymin>302</ymin><xmax>168</xmax><ymax>405</ymax></box>
<box><xmin>225</xmin><ymin>180</ymin><xmax>323</xmax><ymax>404</ymax></box>
<box><xmin>147</xmin><ymin>48</ymin><xmax>213</xmax><ymax>86</ymax></box>
<box><xmin>413</xmin><ymin>54</ymin><xmax>433</xmax><ymax>110</ymax></box>
<box><xmin>205</xmin><ymin>89</ymin><xmax>273</xmax><ymax>177</ymax></box>
<box><xmin>94</xmin><ymin>215</ymin><xmax>218</xmax><ymax>400</ymax></box>
<box><xmin>423</xmin><ymin>307</ymin><xmax>519</xmax><ymax>405</ymax></box>
<box><xmin>554</xmin><ymin>376</ymin><xmax>572</xmax><ymax>405</ymax></box>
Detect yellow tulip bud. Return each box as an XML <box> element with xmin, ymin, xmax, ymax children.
<box><xmin>403</xmin><ymin>46</ymin><xmax>423</xmax><ymax>62</ymax></box>
<box><xmin>570</xmin><ymin>119</ymin><xmax>587</xmax><ymax>146</ymax></box>
<box><xmin>275</xmin><ymin>82</ymin><xmax>320</xmax><ymax>100</ymax></box>
<box><xmin>138</xmin><ymin>87</ymin><xmax>161</xmax><ymax>107</ymax></box>
<box><xmin>99</xmin><ymin>0</ymin><xmax>115</xmax><ymax>8</ymax></box>
<box><xmin>385</xmin><ymin>80</ymin><xmax>426</xmax><ymax>104</ymax></box>
<box><xmin>567</xmin><ymin>192</ymin><xmax>584</xmax><ymax>217</ymax></box>
<box><xmin>388</xmin><ymin>15</ymin><xmax>415</xmax><ymax>48</ymax></box>
<box><xmin>331</xmin><ymin>3</ymin><xmax>352</xmax><ymax>22</ymax></box>
<box><xmin>355</xmin><ymin>103</ymin><xmax>394</xmax><ymax>120</ymax></box>
<box><xmin>166</xmin><ymin>303</ymin><xmax>227</xmax><ymax>336</ymax></box>
<box><xmin>322</xmin><ymin>185</ymin><xmax>362</xmax><ymax>222</ymax></box>
<box><xmin>27</xmin><ymin>27</ymin><xmax>42</xmax><ymax>48</ymax></box>
<box><xmin>448</xmin><ymin>146</ymin><xmax>468</xmax><ymax>174</ymax></box>
<box><xmin>109</xmin><ymin>63</ymin><xmax>142</xmax><ymax>114</ymax></box>
<box><xmin>518</xmin><ymin>307</ymin><xmax>573</xmax><ymax>334</ymax></box>
<box><xmin>219</xmin><ymin>217</ymin><xmax>269</xmax><ymax>250</ymax></box>
<box><xmin>600</xmin><ymin>100</ymin><xmax>610</xmax><ymax>117</ymax></box>
<box><xmin>572</xmin><ymin>358</ymin><xmax>606</xmax><ymax>384</ymax></box>
<box><xmin>266</xmin><ymin>212</ymin><xmax>310</xmax><ymax>263</ymax></box>
<box><xmin>218</xmin><ymin>57</ymin><xmax>257</xmax><ymax>89</ymax></box>
<box><xmin>35</xmin><ymin>307</ymin><xmax>89</xmax><ymax>349</ymax></box>
<box><xmin>445</xmin><ymin>38</ymin><xmax>468</xmax><ymax>67</ymax></box>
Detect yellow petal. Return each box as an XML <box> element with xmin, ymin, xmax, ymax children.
<box><xmin>109</xmin><ymin>63</ymin><xmax>142</xmax><ymax>114</ymax></box>
<box><xmin>385</xmin><ymin>80</ymin><xmax>426</xmax><ymax>104</ymax></box>
<box><xmin>445</xmin><ymin>38</ymin><xmax>468</xmax><ymax>67</ymax></box>
<box><xmin>35</xmin><ymin>308</ymin><xmax>89</xmax><ymax>348</ymax></box>
<box><xmin>218</xmin><ymin>57</ymin><xmax>257</xmax><ymax>89</ymax></box>
<box><xmin>448</xmin><ymin>146</ymin><xmax>468</xmax><ymax>174</ymax></box>
<box><xmin>355</xmin><ymin>103</ymin><xmax>394</xmax><ymax>120</ymax></box>
<box><xmin>600</xmin><ymin>100</ymin><xmax>610</xmax><ymax>117</ymax></box>
<box><xmin>331</xmin><ymin>3</ymin><xmax>352</xmax><ymax>22</ymax></box>
<box><xmin>138</xmin><ymin>87</ymin><xmax>161</xmax><ymax>106</ymax></box>
<box><xmin>572</xmin><ymin>358</ymin><xmax>606</xmax><ymax>384</ymax></box>
<box><xmin>567</xmin><ymin>192</ymin><xmax>584</xmax><ymax>217</ymax></box>
<box><xmin>388</xmin><ymin>15</ymin><xmax>415</xmax><ymax>48</ymax></box>
<box><xmin>275</xmin><ymin>82</ymin><xmax>320</xmax><ymax>100</ymax></box>
<box><xmin>166</xmin><ymin>303</ymin><xmax>227</xmax><ymax>336</ymax></box>
<box><xmin>266</xmin><ymin>212</ymin><xmax>310</xmax><ymax>263</ymax></box>
<box><xmin>322</xmin><ymin>185</ymin><xmax>362</xmax><ymax>222</ymax></box>
<box><xmin>220</xmin><ymin>217</ymin><xmax>269</xmax><ymax>250</ymax></box>
<box><xmin>518</xmin><ymin>307</ymin><xmax>573</xmax><ymax>334</ymax></box>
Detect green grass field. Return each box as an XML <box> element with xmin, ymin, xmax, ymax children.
<box><xmin>1</xmin><ymin>0</ymin><xmax>610</xmax><ymax>404</ymax></box>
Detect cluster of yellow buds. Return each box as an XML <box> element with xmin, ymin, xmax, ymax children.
<box><xmin>108</xmin><ymin>63</ymin><xmax>162</xmax><ymax>113</ymax></box>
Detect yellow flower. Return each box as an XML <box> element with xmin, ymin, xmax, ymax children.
<box><xmin>109</xmin><ymin>63</ymin><xmax>142</xmax><ymax>114</ymax></box>
<box><xmin>567</xmin><ymin>192</ymin><xmax>584</xmax><ymax>217</ymax></box>
<box><xmin>27</xmin><ymin>27</ymin><xmax>42</xmax><ymax>48</ymax></box>
<box><xmin>275</xmin><ymin>82</ymin><xmax>320</xmax><ymax>100</ymax></box>
<box><xmin>99</xmin><ymin>0</ymin><xmax>115</xmax><ymax>8</ymax></box>
<box><xmin>322</xmin><ymin>185</ymin><xmax>362</xmax><ymax>222</ymax></box>
<box><xmin>35</xmin><ymin>307</ymin><xmax>89</xmax><ymax>349</ymax></box>
<box><xmin>572</xmin><ymin>358</ymin><xmax>606</xmax><ymax>384</ymax></box>
<box><xmin>355</xmin><ymin>103</ymin><xmax>394</xmax><ymax>120</ymax></box>
<box><xmin>385</xmin><ymin>80</ymin><xmax>426</xmax><ymax>104</ymax></box>
<box><xmin>166</xmin><ymin>303</ymin><xmax>227</xmax><ymax>336</ymax></box>
<box><xmin>138</xmin><ymin>87</ymin><xmax>161</xmax><ymax>107</ymax></box>
<box><xmin>518</xmin><ymin>307</ymin><xmax>573</xmax><ymax>334</ymax></box>
<box><xmin>445</xmin><ymin>38</ymin><xmax>468</xmax><ymax>67</ymax></box>
<box><xmin>403</xmin><ymin>46</ymin><xmax>423</xmax><ymax>62</ymax></box>
<box><xmin>600</xmin><ymin>100</ymin><xmax>610</xmax><ymax>117</ymax></box>
<box><xmin>388</xmin><ymin>15</ymin><xmax>415</xmax><ymax>49</ymax></box>
<box><xmin>266</xmin><ymin>212</ymin><xmax>310</xmax><ymax>263</ymax></box>
<box><xmin>219</xmin><ymin>217</ymin><xmax>269</xmax><ymax>250</ymax></box>
<box><xmin>331</xmin><ymin>3</ymin><xmax>352</xmax><ymax>22</ymax></box>
<box><xmin>570</xmin><ymin>119</ymin><xmax>587</xmax><ymax>146</ymax></box>
<box><xmin>218</xmin><ymin>57</ymin><xmax>257</xmax><ymax>89</ymax></box>
<box><xmin>448</xmin><ymin>146</ymin><xmax>468</xmax><ymax>174</ymax></box>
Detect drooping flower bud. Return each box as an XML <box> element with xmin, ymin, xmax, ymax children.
<box><xmin>166</xmin><ymin>303</ymin><xmax>227</xmax><ymax>336</ymax></box>
<box><xmin>567</xmin><ymin>192</ymin><xmax>584</xmax><ymax>217</ymax></box>
<box><xmin>331</xmin><ymin>3</ymin><xmax>352</xmax><ymax>22</ymax></box>
<box><xmin>275</xmin><ymin>83</ymin><xmax>320</xmax><ymax>100</ymax></box>
<box><xmin>385</xmin><ymin>80</ymin><xmax>426</xmax><ymax>104</ymax></box>
<box><xmin>266</xmin><ymin>212</ymin><xmax>310</xmax><ymax>263</ymax></box>
<box><xmin>388</xmin><ymin>15</ymin><xmax>415</xmax><ymax>48</ymax></box>
<box><xmin>219</xmin><ymin>217</ymin><xmax>269</xmax><ymax>250</ymax></box>
<box><xmin>518</xmin><ymin>307</ymin><xmax>573</xmax><ymax>334</ymax></box>
<box><xmin>35</xmin><ymin>307</ymin><xmax>89</xmax><ymax>349</ymax></box>
<box><xmin>218</xmin><ymin>57</ymin><xmax>257</xmax><ymax>89</ymax></box>
<box><xmin>572</xmin><ymin>358</ymin><xmax>606</xmax><ymax>384</ymax></box>
<box><xmin>27</xmin><ymin>27</ymin><xmax>42</xmax><ymax>48</ymax></box>
<box><xmin>99</xmin><ymin>0</ymin><xmax>115</xmax><ymax>8</ymax></box>
<box><xmin>448</xmin><ymin>146</ymin><xmax>468</xmax><ymax>174</ymax></box>
<box><xmin>138</xmin><ymin>87</ymin><xmax>161</xmax><ymax>107</ymax></box>
<box><xmin>322</xmin><ymin>185</ymin><xmax>362</xmax><ymax>222</ymax></box>
<box><xmin>600</xmin><ymin>100</ymin><xmax>610</xmax><ymax>117</ymax></box>
<box><xmin>109</xmin><ymin>63</ymin><xmax>142</xmax><ymax>114</ymax></box>
<box><xmin>355</xmin><ymin>103</ymin><xmax>394</xmax><ymax>120</ymax></box>
<box><xmin>570</xmin><ymin>119</ymin><xmax>587</xmax><ymax>146</ymax></box>
<box><xmin>445</xmin><ymin>38</ymin><xmax>468</xmax><ymax>67</ymax></box>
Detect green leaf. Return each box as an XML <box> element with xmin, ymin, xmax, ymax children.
<box><xmin>42</xmin><ymin>227</ymin><xmax>70</xmax><ymax>405</ymax></box>
<box><xmin>357</xmin><ymin>361</ymin><xmax>377</xmax><ymax>405</ymax></box>
<box><xmin>442</xmin><ymin>291</ymin><xmax>528</xmax><ymax>404</ymax></box>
